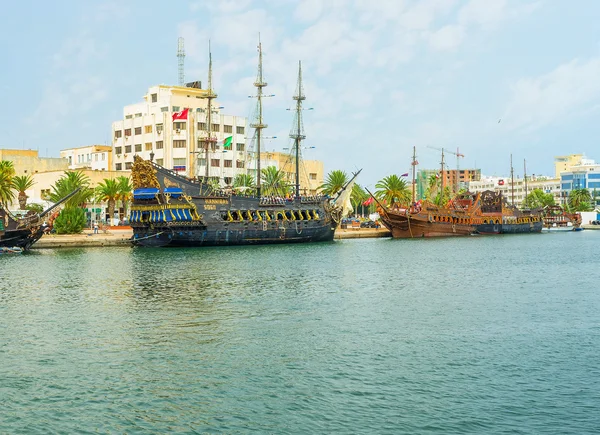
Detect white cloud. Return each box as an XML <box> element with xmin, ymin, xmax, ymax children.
<box><xmin>503</xmin><ymin>57</ymin><xmax>600</xmax><ymax>131</ymax></box>
<box><xmin>294</xmin><ymin>0</ymin><xmax>324</xmax><ymax>22</ymax></box>
<box><xmin>429</xmin><ymin>24</ymin><xmax>466</xmax><ymax>51</ymax></box>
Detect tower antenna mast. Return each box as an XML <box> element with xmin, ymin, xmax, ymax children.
<box><xmin>177</xmin><ymin>37</ymin><xmax>185</xmax><ymax>86</ymax></box>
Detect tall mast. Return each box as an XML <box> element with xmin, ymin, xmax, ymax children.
<box><xmin>290</xmin><ymin>61</ymin><xmax>306</xmax><ymax>199</ymax></box>
<box><xmin>251</xmin><ymin>37</ymin><xmax>268</xmax><ymax>198</ymax></box>
<box><xmin>440</xmin><ymin>149</ymin><xmax>445</xmax><ymax>196</ymax></box>
<box><xmin>411</xmin><ymin>146</ymin><xmax>417</xmax><ymax>203</ymax></box>
<box><xmin>510</xmin><ymin>154</ymin><xmax>515</xmax><ymax>206</ymax></box>
<box><xmin>524</xmin><ymin>158</ymin><xmax>528</xmax><ymax>202</ymax></box>
<box><xmin>204</xmin><ymin>41</ymin><xmax>217</xmax><ymax>181</ymax></box>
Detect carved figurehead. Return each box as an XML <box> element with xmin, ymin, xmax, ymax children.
<box><xmin>131</xmin><ymin>156</ymin><xmax>160</xmax><ymax>190</ymax></box>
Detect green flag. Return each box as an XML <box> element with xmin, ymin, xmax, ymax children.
<box><xmin>223</xmin><ymin>136</ymin><xmax>233</xmax><ymax>149</ymax></box>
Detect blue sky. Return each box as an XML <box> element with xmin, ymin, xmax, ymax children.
<box><xmin>2</xmin><ymin>0</ymin><xmax>600</xmax><ymax>188</ymax></box>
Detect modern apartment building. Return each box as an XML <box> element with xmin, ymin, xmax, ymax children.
<box><xmin>111</xmin><ymin>83</ymin><xmax>248</xmax><ymax>185</ymax></box>
<box><xmin>60</xmin><ymin>145</ymin><xmax>113</xmax><ymax>171</ymax></box>
<box><xmin>416</xmin><ymin>168</ymin><xmax>481</xmax><ymax>199</ymax></box>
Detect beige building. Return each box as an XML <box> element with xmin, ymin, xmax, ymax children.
<box><xmin>112</xmin><ymin>84</ymin><xmax>248</xmax><ymax>186</ymax></box>
<box><xmin>0</xmin><ymin>149</ymin><xmax>68</xmax><ymax>176</ymax></box>
<box><xmin>468</xmin><ymin>175</ymin><xmax>561</xmax><ymax>208</ymax></box>
<box><xmin>60</xmin><ymin>145</ymin><xmax>113</xmax><ymax>171</ymax></box>
<box><xmin>261</xmin><ymin>150</ymin><xmax>324</xmax><ymax>195</ymax></box>
<box><xmin>554</xmin><ymin>154</ymin><xmax>585</xmax><ymax>178</ymax></box>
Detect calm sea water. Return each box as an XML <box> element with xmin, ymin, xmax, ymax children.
<box><xmin>1</xmin><ymin>232</ymin><xmax>600</xmax><ymax>434</ymax></box>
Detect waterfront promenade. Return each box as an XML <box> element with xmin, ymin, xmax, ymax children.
<box><xmin>31</xmin><ymin>227</ymin><xmax>391</xmax><ymax>248</ymax></box>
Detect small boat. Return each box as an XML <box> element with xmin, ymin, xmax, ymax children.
<box><xmin>542</xmin><ymin>205</ymin><xmax>582</xmax><ymax>232</ymax></box>
<box><xmin>0</xmin><ymin>246</ymin><xmax>24</xmax><ymax>254</ymax></box>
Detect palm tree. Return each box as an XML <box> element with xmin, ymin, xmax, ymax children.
<box><xmin>0</xmin><ymin>160</ymin><xmax>15</xmax><ymax>206</ymax></box>
<box><xmin>116</xmin><ymin>176</ymin><xmax>133</xmax><ymax>220</ymax></box>
<box><xmin>12</xmin><ymin>174</ymin><xmax>35</xmax><ymax>210</ymax></box>
<box><xmin>95</xmin><ymin>178</ymin><xmax>120</xmax><ymax>224</ymax></box>
<box><xmin>375</xmin><ymin>175</ymin><xmax>411</xmax><ymax>206</ymax></box>
<box><xmin>319</xmin><ymin>170</ymin><xmax>348</xmax><ymax>196</ymax></box>
<box><xmin>351</xmin><ymin>183</ymin><xmax>368</xmax><ymax>216</ymax></box>
<box><xmin>233</xmin><ymin>174</ymin><xmax>255</xmax><ymax>188</ymax></box>
<box><xmin>568</xmin><ymin>188</ymin><xmax>593</xmax><ymax>211</ymax></box>
<box><xmin>425</xmin><ymin>173</ymin><xmax>439</xmax><ymax>201</ymax></box>
<box><xmin>261</xmin><ymin>166</ymin><xmax>290</xmax><ymax>196</ymax></box>
<box><xmin>48</xmin><ymin>170</ymin><xmax>94</xmax><ymax>208</ymax></box>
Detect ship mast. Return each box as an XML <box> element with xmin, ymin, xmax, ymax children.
<box><xmin>290</xmin><ymin>61</ymin><xmax>306</xmax><ymax>199</ymax></box>
<box><xmin>524</xmin><ymin>159</ymin><xmax>528</xmax><ymax>202</ymax></box>
<box><xmin>204</xmin><ymin>41</ymin><xmax>217</xmax><ymax>181</ymax></box>
<box><xmin>251</xmin><ymin>37</ymin><xmax>268</xmax><ymax>198</ymax></box>
<box><xmin>510</xmin><ymin>154</ymin><xmax>515</xmax><ymax>206</ymax></box>
<box><xmin>411</xmin><ymin>146</ymin><xmax>417</xmax><ymax>204</ymax></box>
<box><xmin>440</xmin><ymin>149</ymin><xmax>445</xmax><ymax>197</ymax></box>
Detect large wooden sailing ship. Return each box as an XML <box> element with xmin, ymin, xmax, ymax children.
<box><xmin>376</xmin><ymin>149</ymin><xmax>543</xmax><ymax>238</ymax></box>
<box><xmin>129</xmin><ymin>42</ymin><xmax>354</xmax><ymax>247</ymax></box>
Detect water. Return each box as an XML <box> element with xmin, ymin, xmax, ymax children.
<box><xmin>1</xmin><ymin>232</ymin><xmax>599</xmax><ymax>434</ymax></box>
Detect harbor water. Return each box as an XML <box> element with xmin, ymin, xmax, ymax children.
<box><xmin>1</xmin><ymin>232</ymin><xmax>599</xmax><ymax>434</ymax></box>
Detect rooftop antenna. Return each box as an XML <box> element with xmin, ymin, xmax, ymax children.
<box><xmin>177</xmin><ymin>37</ymin><xmax>185</xmax><ymax>86</ymax></box>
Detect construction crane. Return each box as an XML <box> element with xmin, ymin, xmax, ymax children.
<box><xmin>427</xmin><ymin>146</ymin><xmax>465</xmax><ymax>193</ymax></box>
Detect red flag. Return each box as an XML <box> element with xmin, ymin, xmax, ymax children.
<box><xmin>172</xmin><ymin>108</ymin><xmax>189</xmax><ymax>121</ymax></box>
<box><xmin>363</xmin><ymin>197</ymin><xmax>374</xmax><ymax>206</ymax></box>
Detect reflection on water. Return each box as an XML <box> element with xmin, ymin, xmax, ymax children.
<box><xmin>2</xmin><ymin>233</ymin><xmax>600</xmax><ymax>433</ymax></box>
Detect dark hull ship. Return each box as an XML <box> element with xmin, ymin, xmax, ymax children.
<box><xmin>0</xmin><ymin>189</ymin><xmax>79</xmax><ymax>250</ymax></box>
<box><xmin>129</xmin><ymin>44</ymin><xmax>352</xmax><ymax>248</ymax></box>
<box><xmin>473</xmin><ymin>191</ymin><xmax>543</xmax><ymax>234</ymax></box>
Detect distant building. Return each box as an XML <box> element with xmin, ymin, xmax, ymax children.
<box><xmin>468</xmin><ymin>175</ymin><xmax>561</xmax><ymax>208</ymax></box>
<box><xmin>560</xmin><ymin>158</ymin><xmax>600</xmax><ymax>206</ymax></box>
<box><xmin>554</xmin><ymin>154</ymin><xmax>585</xmax><ymax>178</ymax></box>
<box><xmin>416</xmin><ymin>168</ymin><xmax>481</xmax><ymax>199</ymax></box>
<box><xmin>111</xmin><ymin>84</ymin><xmax>248</xmax><ymax>185</ymax></box>
<box><xmin>260</xmin><ymin>150</ymin><xmax>324</xmax><ymax>195</ymax></box>
<box><xmin>60</xmin><ymin>145</ymin><xmax>113</xmax><ymax>171</ymax></box>
<box><xmin>0</xmin><ymin>149</ymin><xmax>68</xmax><ymax>176</ymax></box>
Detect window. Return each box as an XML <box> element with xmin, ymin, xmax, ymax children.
<box><xmin>211</xmin><ymin>124</ymin><xmax>220</xmax><ymax>132</ymax></box>
<box><xmin>161</xmin><ymin>106</ymin><xmax>168</xmax><ymax>112</ymax></box>
<box><xmin>156</xmin><ymin>159</ymin><xmax>164</xmax><ymax>166</ymax></box>
<box><xmin>156</xmin><ymin>141</ymin><xmax>163</xmax><ymax>149</ymax></box>
<box><xmin>173</xmin><ymin>122</ymin><xmax>186</xmax><ymax>131</ymax></box>
<box><xmin>95</xmin><ymin>154</ymin><xmax>99</xmax><ymax>161</ymax></box>
<box><xmin>41</xmin><ymin>189</ymin><xmax>51</xmax><ymax>199</ymax></box>
<box><xmin>236</xmin><ymin>160</ymin><xmax>245</xmax><ymax>169</ymax></box>
<box><xmin>173</xmin><ymin>158</ymin><xmax>186</xmax><ymax>166</ymax></box>
<box><xmin>224</xmin><ymin>125</ymin><xmax>233</xmax><ymax>133</ymax></box>
<box><xmin>236</xmin><ymin>126</ymin><xmax>245</xmax><ymax>134</ymax></box>
<box><xmin>145</xmin><ymin>143</ymin><xmax>152</xmax><ymax>151</ymax></box>
<box><xmin>125</xmin><ymin>162</ymin><xmax>133</xmax><ymax>170</ymax></box>
<box><xmin>224</xmin><ymin>177</ymin><xmax>232</xmax><ymax>185</ymax></box>
<box><xmin>173</xmin><ymin>140</ymin><xmax>186</xmax><ymax>148</ymax></box>
<box><xmin>144</xmin><ymin>125</ymin><xmax>152</xmax><ymax>134</ymax></box>
<box><xmin>114</xmin><ymin>130</ymin><xmax>122</xmax><ymax>138</ymax></box>
<box><xmin>135</xmin><ymin>113</ymin><xmax>142</xmax><ymax>118</ymax></box>
<box><xmin>125</xmin><ymin>145</ymin><xmax>132</xmax><ymax>153</ymax></box>
<box><xmin>124</xmin><ymin>128</ymin><xmax>131</xmax><ymax>136</ymax></box>
<box><xmin>198</xmin><ymin>158</ymin><xmax>206</xmax><ymax>166</ymax></box>
<box><xmin>116</xmin><ymin>163</ymin><xmax>122</xmax><ymax>170</ymax></box>
<box><xmin>68</xmin><ymin>156</ymin><xmax>72</xmax><ymax>165</ymax></box>
<box><xmin>198</xmin><ymin>122</ymin><xmax>207</xmax><ymax>131</ymax></box>
<box><xmin>115</xmin><ymin>146</ymin><xmax>122</xmax><ymax>154</ymax></box>
<box><xmin>236</xmin><ymin>143</ymin><xmax>245</xmax><ymax>152</ymax></box>
<box><xmin>156</xmin><ymin>123</ymin><xmax>163</xmax><ymax>134</ymax></box>
<box><xmin>224</xmin><ymin>160</ymin><xmax>232</xmax><ymax>168</ymax></box>
<box><xmin>125</xmin><ymin>115</ymin><xmax>133</xmax><ymax>119</ymax></box>
<box><xmin>102</xmin><ymin>153</ymin><xmax>105</xmax><ymax>161</ymax></box>
<box><xmin>172</xmin><ymin>106</ymin><xmax>180</xmax><ymax>112</ymax></box>
<box><xmin>196</xmin><ymin>108</ymin><xmax>205</xmax><ymax>112</ymax></box>
<box><xmin>135</xmin><ymin>127</ymin><xmax>142</xmax><ymax>135</ymax></box>
<box><xmin>151</xmin><ymin>93</ymin><xmax>157</xmax><ymax>103</ymax></box>
<box><xmin>135</xmin><ymin>144</ymin><xmax>142</xmax><ymax>152</ymax></box>
<box><xmin>211</xmin><ymin>159</ymin><xmax>220</xmax><ymax>167</ymax></box>
<box><xmin>309</xmin><ymin>173</ymin><xmax>317</xmax><ymax>180</ymax></box>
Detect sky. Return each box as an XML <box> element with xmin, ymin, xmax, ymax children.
<box><xmin>2</xmin><ymin>0</ymin><xmax>600</xmax><ymax>189</ymax></box>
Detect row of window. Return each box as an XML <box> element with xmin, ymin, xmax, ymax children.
<box><xmin>115</xmin><ymin>160</ymin><xmax>245</xmax><ymax>171</ymax></box>
<box><xmin>115</xmin><ymin>124</ymin><xmax>244</xmax><ymax>137</ymax></box>
<box><xmin>115</xmin><ymin>141</ymin><xmax>244</xmax><ymax>154</ymax></box>
<box><xmin>75</xmin><ymin>153</ymin><xmax>107</xmax><ymax>163</ymax></box>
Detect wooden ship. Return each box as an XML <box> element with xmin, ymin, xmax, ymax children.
<box><xmin>129</xmin><ymin>42</ymin><xmax>355</xmax><ymax>247</ymax></box>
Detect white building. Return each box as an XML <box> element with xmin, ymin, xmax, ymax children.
<box><xmin>60</xmin><ymin>145</ymin><xmax>113</xmax><ymax>171</ymax></box>
<box><xmin>111</xmin><ymin>84</ymin><xmax>248</xmax><ymax>186</ymax></box>
<box><xmin>468</xmin><ymin>175</ymin><xmax>562</xmax><ymax>208</ymax></box>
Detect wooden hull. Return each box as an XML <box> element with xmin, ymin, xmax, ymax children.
<box><xmin>379</xmin><ymin>210</ymin><xmax>473</xmax><ymax>238</ymax></box>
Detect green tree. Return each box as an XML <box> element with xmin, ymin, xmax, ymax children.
<box><xmin>25</xmin><ymin>203</ymin><xmax>44</xmax><ymax>214</ymax></box>
<box><xmin>568</xmin><ymin>188</ymin><xmax>593</xmax><ymax>211</ymax></box>
<box><xmin>0</xmin><ymin>161</ymin><xmax>15</xmax><ymax>206</ymax></box>
<box><xmin>523</xmin><ymin>188</ymin><xmax>555</xmax><ymax>209</ymax></box>
<box><xmin>319</xmin><ymin>170</ymin><xmax>348</xmax><ymax>196</ymax></box>
<box><xmin>233</xmin><ymin>174</ymin><xmax>255</xmax><ymax>189</ymax></box>
<box><xmin>261</xmin><ymin>166</ymin><xmax>290</xmax><ymax>196</ymax></box>
<box><xmin>53</xmin><ymin>207</ymin><xmax>87</xmax><ymax>234</ymax></box>
<box><xmin>375</xmin><ymin>174</ymin><xmax>411</xmax><ymax>206</ymax></box>
<box><xmin>11</xmin><ymin>174</ymin><xmax>35</xmax><ymax>210</ymax></box>
<box><xmin>351</xmin><ymin>183</ymin><xmax>368</xmax><ymax>216</ymax></box>
<box><xmin>117</xmin><ymin>176</ymin><xmax>133</xmax><ymax>220</ymax></box>
<box><xmin>95</xmin><ymin>178</ymin><xmax>120</xmax><ymax>223</ymax></box>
